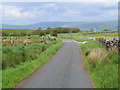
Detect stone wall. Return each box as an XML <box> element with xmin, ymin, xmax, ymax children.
<box><xmin>83</xmin><ymin>31</ymin><xmax>118</xmax><ymax>35</ymax></box>
<box><xmin>95</xmin><ymin>37</ymin><xmax>120</xmax><ymax>53</ymax></box>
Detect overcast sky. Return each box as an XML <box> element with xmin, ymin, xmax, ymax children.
<box><xmin>0</xmin><ymin>1</ymin><xmax>118</xmax><ymax>25</ymax></box>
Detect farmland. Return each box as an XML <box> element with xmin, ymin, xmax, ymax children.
<box><xmin>1</xmin><ymin>28</ymin><xmax>119</xmax><ymax>88</ymax></box>
<box><xmin>2</xmin><ymin>29</ymin><xmax>63</xmax><ymax>88</ymax></box>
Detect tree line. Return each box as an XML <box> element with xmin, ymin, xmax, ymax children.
<box><xmin>1</xmin><ymin>27</ymin><xmax>81</xmax><ymax>37</ymax></box>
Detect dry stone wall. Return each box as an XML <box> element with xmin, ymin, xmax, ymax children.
<box><xmin>89</xmin><ymin>37</ymin><xmax>120</xmax><ymax>53</ymax></box>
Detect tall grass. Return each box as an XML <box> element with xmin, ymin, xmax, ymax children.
<box><xmin>80</xmin><ymin>40</ymin><xmax>118</xmax><ymax>88</ymax></box>
<box><xmin>87</xmin><ymin>48</ymin><xmax>109</xmax><ymax>67</ymax></box>
<box><xmin>2</xmin><ymin>40</ymin><xmax>62</xmax><ymax>88</ymax></box>
<box><xmin>2</xmin><ymin>40</ymin><xmax>58</xmax><ymax>69</ymax></box>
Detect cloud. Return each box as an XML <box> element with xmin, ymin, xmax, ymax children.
<box><xmin>1</xmin><ymin>5</ymin><xmax>36</xmax><ymax>19</ymax></box>
<box><xmin>0</xmin><ymin>0</ymin><xmax>119</xmax><ymax>2</ymax></box>
<box><xmin>0</xmin><ymin>2</ymin><xmax>118</xmax><ymax>25</ymax></box>
<box><xmin>1</xmin><ymin>3</ymin><xmax>58</xmax><ymax>19</ymax></box>
<box><xmin>42</xmin><ymin>3</ymin><xmax>58</xmax><ymax>10</ymax></box>
<box><xmin>62</xmin><ymin>9</ymin><xmax>80</xmax><ymax>17</ymax></box>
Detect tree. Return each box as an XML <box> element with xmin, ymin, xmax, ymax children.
<box><xmin>103</xmin><ymin>29</ymin><xmax>109</xmax><ymax>32</ymax></box>
<box><xmin>38</xmin><ymin>30</ymin><xmax>45</xmax><ymax>36</ymax></box>
<box><xmin>9</xmin><ymin>33</ymin><xmax>13</xmax><ymax>36</ymax></box>
<box><xmin>38</xmin><ymin>27</ymin><xmax>41</xmax><ymax>29</ymax></box>
<box><xmin>2</xmin><ymin>32</ymin><xmax>8</xmax><ymax>36</ymax></box>
<box><xmin>20</xmin><ymin>32</ymin><xmax>27</xmax><ymax>36</ymax></box>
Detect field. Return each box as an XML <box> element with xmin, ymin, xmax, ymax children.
<box><xmin>1</xmin><ymin>29</ymin><xmax>119</xmax><ymax>88</ymax></box>
<box><xmin>1</xmin><ymin>29</ymin><xmax>63</xmax><ymax>88</ymax></box>
<box><xmin>1</xmin><ymin>29</ymin><xmax>32</xmax><ymax>33</ymax></box>
<box><xmin>58</xmin><ymin>31</ymin><xmax>118</xmax><ymax>38</ymax></box>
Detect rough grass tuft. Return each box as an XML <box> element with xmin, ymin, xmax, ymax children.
<box><xmin>87</xmin><ymin>48</ymin><xmax>109</xmax><ymax>67</ymax></box>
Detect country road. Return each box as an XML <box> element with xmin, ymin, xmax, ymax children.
<box><xmin>16</xmin><ymin>39</ymin><xmax>93</xmax><ymax>88</ymax></box>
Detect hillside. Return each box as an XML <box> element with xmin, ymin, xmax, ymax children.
<box><xmin>1</xmin><ymin>20</ymin><xmax>117</xmax><ymax>31</ymax></box>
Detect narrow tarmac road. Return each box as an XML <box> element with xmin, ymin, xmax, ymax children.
<box><xmin>16</xmin><ymin>39</ymin><xmax>93</xmax><ymax>88</ymax></box>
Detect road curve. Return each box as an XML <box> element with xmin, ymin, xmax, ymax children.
<box><xmin>16</xmin><ymin>39</ymin><xmax>93</xmax><ymax>88</ymax></box>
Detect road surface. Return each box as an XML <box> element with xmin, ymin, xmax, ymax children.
<box><xmin>16</xmin><ymin>39</ymin><xmax>93</xmax><ymax>88</ymax></box>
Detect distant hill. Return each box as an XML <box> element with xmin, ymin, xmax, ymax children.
<box><xmin>1</xmin><ymin>21</ymin><xmax>117</xmax><ymax>31</ymax></box>
<box><xmin>62</xmin><ymin>21</ymin><xmax>118</xmax><ymax>31</ymax></box>
<box><xmin>1</xmin><ymin>22</ymin><xmax>73</xmax><ymax>30</ymax></box>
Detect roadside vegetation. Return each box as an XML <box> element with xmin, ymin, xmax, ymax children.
<box><xmin>2</xmin><ymin>39</ymin><xmax>62</xmax><ymax>88</ymax></box>
<box><xmin>80</xmin><ymin>41</ymin><xmax>118</xmax><ymax>88</ymax></box>
<box><xmin>2</xmin><ymin>40</ymin><xmax>59</xmax><ymax>69</ymax></box>
<box><xmin>1</xmin><ymin>28</ymin><xmax>64</xmax><ymax>88</ymax></box>
<box><xmin>58</xmin><ymin>30</ymin><xmax>119</xmax><ymax>88</ymax></box>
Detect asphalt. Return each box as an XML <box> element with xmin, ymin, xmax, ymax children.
<box><xmin>16</xmin><ymin>39</ymin><xmax>94</xmax><ymax>88</ymax></box>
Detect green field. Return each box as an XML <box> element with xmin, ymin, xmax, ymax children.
<box><xmin>2</xmin><ymin>29</ymin><xmax>63</xmax><ymax>88</ymax></box>
<box><xmin>1</xmin><ymin>29</ymin><xmax>32</xmax><ymax>33</ymax></box>
<box><xmin>58</xmin><ymin>32</ymin><xmax>118</xmax><ymax>38</ymax></box>
<box><xmin>2</xmin><ymin>29</ymin><xmax>119</xmax><ymax>88</ymax></box>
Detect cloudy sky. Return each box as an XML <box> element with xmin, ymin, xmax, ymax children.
<box><xmin>0</xmin><ymin>1</ymin><xmax>118</xmax><ymax>25</ymax></box>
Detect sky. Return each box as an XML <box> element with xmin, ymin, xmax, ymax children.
<box><xmin>0</xmin><ymin>1</ymin><xmax>118</xmax><ymax>25</ymax></box>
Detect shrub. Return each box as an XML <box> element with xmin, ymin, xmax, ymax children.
<box><xmin>39</xmin><ymin>30</ymin><xmax>45</xmax><ymax>36</ymax></box>
<box><xmin>103</xmin><ymin>29</ymin><xmax>109</xmax><ymax>32</ymax></box>
<box><xmin>50</xmin><ymin>29</ymin><xmax>58</xmax><ymax>37</ymax></box>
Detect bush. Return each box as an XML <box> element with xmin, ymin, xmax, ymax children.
<box><xmin>39</xmin><ymin>30</ymin><xmax>45</xmax><ymax>36</ymax></box>
<box><xmin>50</xmin><ymin>29</ymin><xmax>58</xmax><ymax>37</ymax></box>
<box><xmin>31</xmin><ymin>29</ymin><xmax>44</xmax><ymax>35</ymax></box>
<box><xmin>103</xmin><ymin>29</ymin><xmax>109</xmax><ymax>32</ymax></box>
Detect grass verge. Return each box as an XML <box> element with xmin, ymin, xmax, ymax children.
<box><xmin>2</xmin><ymin>40</ymin><xmax>63</xmax><ymax>88</ymax></box>
<box><xmin>59</xmin><ymin>35</ymin><xmax>91</xmax><ymax>42</ymax></box>
<box><xmin>80</xmin><ymin>40</ymin><xmax>118</xmax><ymax>88</ymax></box>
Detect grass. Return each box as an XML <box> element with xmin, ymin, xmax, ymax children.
<box><xmin>61</xmin><ymin>36</ymin><xmax>91</xmax><ymax>42</ymax></box>
<box><xmin>87</xmin><ymin>48</ymin><xmax>109</xmax><ymax>67</ymax></box>
<box><xmin>2</xmin><ymin>40</ymin><xmax>58</xmax><ymax>69</ymax></box>
<box><xmin>80</xmin><ymin>40</ymin><xmax>118</xmax><ymax>88</ymax></box>
<box><xmin>2</xmin><ymin>40</ymin><xmax>63</xmax><ymax>88</ymax></box>
<box><xmin>58</xmin><ymin>32</ymin><xmax>118</xmax><ymax>38</ymax></box>
<box><xmin>82</xmin><ymin>32</ymin><xmax>118</xmax><ymax>37</ymax></box>
<box><xmin>1</xmin><ymin>29</ymin><xmax>32</xmax><ymax>33</ymax></box>
<box><xmin>58</xmin><ymin>33</ymin><xmax>91</xmax><ymax>42</ymax></box>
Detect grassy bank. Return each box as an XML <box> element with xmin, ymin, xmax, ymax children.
<box><xmin>2</xmin><ymin>40</ymin><xmax>58</xmax><ymax>69</ymax></box>
<box><xmin>2</xmin><ymin>40</ymin><xmax>63</xmax><ymax>88</ymax></box>
<box><xmin>80</xmin><ymin>41</ymin><xmax>118</xmax><ymax>88</ymax></box>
